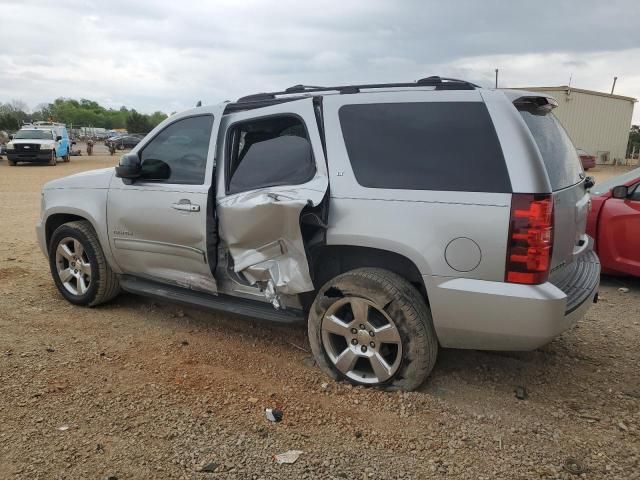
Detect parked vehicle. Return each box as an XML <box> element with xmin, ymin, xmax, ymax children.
<box><xmin>105</xmin><ymin>134</ymin><xmax>126</xmax><ymax>145</ymax></box>
<box><xmin>36</xmin><ymin>77</ymin><xmax>600</xmax><ymax>390</ymax></box>
<box><xmin>119</xmin><ymin>135</ymin><xmax>142</xmax><ymax>149</ymax></box>
<box><xmin>6</xmin><ymin>122</ymin><xmax>72</xmax><ymax>166</ymax></box>
<box><xmin>577</xmin><ymin>148</ymin><xmax>596</xmax><ymax>170</ymax></box>
<box><xmin>587</xmin><ymin>167</ymin><xmax>640</xmax><ymax>276</ymax></box>
<box><xmin>0</xmin><ymin>130</ymin><xmax>8</xmax><ymax>157</ymax></box>
<box><xmin>108</xmin><ymin>135</ymin><xmax>142</xmax><ymax>150</ymax></box>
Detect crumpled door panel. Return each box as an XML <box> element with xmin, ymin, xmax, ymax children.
<box><xmin>217</xmin><ymin>182</ymin><xmax>326</xmax><ymax>298</ymax></box>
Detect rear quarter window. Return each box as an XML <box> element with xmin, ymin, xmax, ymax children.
<box><xmin>518</xmin><ymin>111</ymin><xmax>583</xmax><ymax>191</ymax></box>
<box><xmin>338</xmin><ymin>102</ymin><xmax>511</xmax><ymax>193</ymax></box>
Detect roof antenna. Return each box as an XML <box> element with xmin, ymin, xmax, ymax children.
<box><xmin>610</xmin><ymin>76</ymin><xmax>617</xmax><ymax>95</ymax></box>
<box><xmin>196</xmin><ymin>100</ymin><xmax>202</xmax><ymax>107</ymax></box>
<box><xmin>494</xmin><ymin>68</ymin><xmax>498</xmax><ymax>88</ymax></box>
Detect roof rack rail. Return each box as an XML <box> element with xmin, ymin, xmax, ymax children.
<box><xmin>284</xmin><ymin>84</ymin><xmax>327</xmax><ymax>93</ymax></box>
<box><xmin>236</xmin><ymin>76</ymin><xmax>479</xmax><ymax>103</ymax></box>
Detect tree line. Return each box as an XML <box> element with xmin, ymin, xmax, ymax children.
<box><xmin>0</xmin><ymin>98</ymin><xmax>168</xmax><ymax>134</ymax></box>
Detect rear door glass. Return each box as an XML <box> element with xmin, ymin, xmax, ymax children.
<box><xmin>338</xmin><ymin>102</ymin><xmax>511</xmax><ymax>193</ymax></box>
<box><xmin>518</xmin><ymin>111</ymin><xmax>583</xmax><ymax>191</ymax></box>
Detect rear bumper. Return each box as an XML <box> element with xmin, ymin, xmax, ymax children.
<box><xmin>428</xmin><ymin>249</ymin><xmax>600</xmax><ymax>351</ymax></box>
<box><xmin>7</xmin><ymin>151</ymin><xmax>53</xmax><ymax>162</ymax></box>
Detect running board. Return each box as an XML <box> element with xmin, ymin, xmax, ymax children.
<box><xmin>119</xmin><ymin>275</ymin><xmax>305</xmax><ymax>324</ymax></box>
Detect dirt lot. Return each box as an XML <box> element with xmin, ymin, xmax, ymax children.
<box><xmin>0</xmin><ymin>154</ymin><xmax>638</xmax><ymax>479</ymax></box>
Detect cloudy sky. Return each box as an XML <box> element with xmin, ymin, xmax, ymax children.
<box><xmin>1</xmin><ymin>0</ymin><xmax>639</xmax><ymax>122</ymax></box>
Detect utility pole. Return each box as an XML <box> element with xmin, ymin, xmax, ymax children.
<box><xmin>495</xmin><ymin>69</ymin><xmax>499</xmax><ymax>89</ymax></box>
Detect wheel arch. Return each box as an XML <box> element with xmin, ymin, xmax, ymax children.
<box><xmin>45</xmin><ymin>213</ymin><xmax>91</xmax><ymax>251</ymax></box>
<box><xmin>43</xmin><ymin>207</ymin><xmax>121</xmax><ymax>274</ymax></box>
<box><xmin>309</xmin><ymin>245</ymin><xmax>429</xmax><ymax>304</ymax></box>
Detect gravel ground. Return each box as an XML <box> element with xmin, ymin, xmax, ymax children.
<box><xmin>0</xmin><ymin>154</ymin><xmax>638</xmax><ymax>479</ymax></box>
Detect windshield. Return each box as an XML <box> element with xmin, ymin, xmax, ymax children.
<box><xmin>14</xmin><ymin>129</ymin><xmax>54</xmax><ymax>140</ymax></box>
<box><xmin>591</xmin><ymin>167</ymin><xmax>640</xmax><ymax>196</ymax></box>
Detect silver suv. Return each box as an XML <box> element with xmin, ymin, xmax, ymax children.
<box><xmin>36</xmin><ymin>77</ymin><xmax>600</xmax><ymax>391</ymax></box>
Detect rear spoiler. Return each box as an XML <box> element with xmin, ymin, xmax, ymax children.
<box><xmin>512</xmin><ymin>95</ymin><xmax>558</xmax><ymax>115</ymax></box>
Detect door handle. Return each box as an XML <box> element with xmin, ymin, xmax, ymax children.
<box><xmin>172</xmin><ymin>200</ymin><xmax>200</xmax><ymax>212</ymax></box>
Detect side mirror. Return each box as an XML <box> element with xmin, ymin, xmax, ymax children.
<box><xmin>115</xmin><ymin>152</ymin><xmax>142</xmax><ymax>183</ymax></box>
<box><xmin>611</xmin><ymin>185</ymin><xmax>629</xmax><ymax>199</ymax></box>
<box><xmin>584</xmin><ymin>176</ymin><xmax>595</xmax><ymax>189</ymax></box>
<box><xmin>56</xmin><ymin>135</ymin><xmax>62</xmax><ymax>141</ymax></box>
<box><xmin>140</xmin><ymin>158</ymin><xmax>171</xmax><ymax>182</ymax></box>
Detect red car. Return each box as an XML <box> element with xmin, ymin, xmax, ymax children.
<box><xmin>586</xmin><ymin>167</ymin><xmax>640</xmax><ymax>276</ymax></box>
<box><xmin>577</xmin><ymin>148</ymin><xmax>596</xmax><ymax>171</ymax></box>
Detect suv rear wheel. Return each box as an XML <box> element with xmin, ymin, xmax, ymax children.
<box><xmin>308</xmin><ymin>268</ymin><xmax>438</xmax><ymax>391</ymax></box>
<box><xmin>49</xmin><ymin>221</ymin><xmax>120</xmax><ymax>306</ymax></box>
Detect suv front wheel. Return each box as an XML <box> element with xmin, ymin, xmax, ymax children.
<box><xmin>49</xmin><ymin>221</ymin><xmax>120</xmax><ymax>306</ymax></box>
<box><xmin>308</xmin><ymin>268</ymin><xmax>438</xmax><ymax>391</ymax></box>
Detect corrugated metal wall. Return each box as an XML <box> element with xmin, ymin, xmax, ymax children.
<box><xmin>525</xmin><ymin>87</ymin><xmax>635</xmax><ymax>162</ymax></box>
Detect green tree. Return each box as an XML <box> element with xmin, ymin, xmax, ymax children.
<box><xmin>149</xmin><ymin>111</ymin><xmax>168</xmax><ymax>128</ymax></box>
<box><xmin>0</xmin><ymin>97</ymin><xmax>167</xmax><ymax>132</ymax></box>
<box><xmin>126</xmin><ymin>110</ymin><xmax>152</xmax><ymax>134</ymax></box>
<box><xmin>0</xmin><ymin>101</ymin><xmax>28</xmax><ymax>131</ymax></box>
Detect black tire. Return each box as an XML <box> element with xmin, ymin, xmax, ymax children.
<box><xmin>48</xmin><ymin>151</ymin><xmax>56</xmax><ymax>166</ymax></box>
<box><xmin>48</xmin><ymin>221</ymin><xmax>120</xmax><ymax>306</ymax></box>
<box><xmin>8</xmin><ymin>158</ymin><xmax>17</xmax><ymax>166</ymax></box>
<box><xmin>308</xmin><ymin>268</ymin><xmax>438</xmax><ymax>391</ymax></box>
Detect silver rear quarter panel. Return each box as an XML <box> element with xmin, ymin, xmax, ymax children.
<box><xmin>322</xmin><ymin>90</ymin><xmax>512</xmax><ymax>282</ymax></box>
<box><xmin>322</xmin><ymin>89</ymin><xmax>595</xmax><ymax>350</ymax></box>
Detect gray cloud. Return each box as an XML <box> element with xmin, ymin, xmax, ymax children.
<box><xmin>0</xmin><ymin>0</ymin><xmax>638</xmax><ymax>121</ymax></box>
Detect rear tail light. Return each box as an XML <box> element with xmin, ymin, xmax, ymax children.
<box><xmin>505</xmin><ymin>194</ymin><xmax>554</xmax><ymax>285</ymax></box>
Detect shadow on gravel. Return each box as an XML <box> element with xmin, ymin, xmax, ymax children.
<box><xmin>111</xmin><ymin>291</ymin><xmax>308</xmax><ymax>338</ymax></box>
<box><xmin>599</xmin><ymin>274</ymin><xmax>640</xmax><ymax>292</ymax></box>
<box><xmin>103</xmin><ymin>277</ymin><xmax>637</xmax><ymax>403</ymax></box>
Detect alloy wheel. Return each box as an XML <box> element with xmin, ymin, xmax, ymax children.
<box><xmin>321</xmin><ymin>297</ymin><xmax>403</xmax><ymax>384</ymax></box>
<box><xmin>55</xmin><ymin>237</ymin><xmax>92</xmax><ymax>295</ymax></box>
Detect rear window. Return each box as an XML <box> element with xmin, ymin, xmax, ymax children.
<box><xmin>518</xmin><ymin>111</ymin><xmax>583</xmax><ymax>191</ymax></box>
<box><xmin>338</xmin><ymin>102</ymin><xmax>511</xmax><ymax>193</ymax></box>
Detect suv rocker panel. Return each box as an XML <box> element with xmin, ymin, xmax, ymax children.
<box><xmin>119</xmin><ymin>275</ymin><xmax>305</xmax><ymax>324</ymax></box>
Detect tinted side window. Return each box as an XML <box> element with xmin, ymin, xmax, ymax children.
<box><xmin>227</xmin><ymin>115</ymin><xmax>315</xmax><ymax>195</ymax></box>
<box><xmin>338</xmin><ymin>102</ymin><xmax>510</xmax><ymax>193</ymax></box>
<box><xmin>140</xmin><ymin>115</ymin><xmax>214</xmax><ymax>185</ymax></box>
<box><xmin>518</xmin><ymin>111</ymin><xmax>583</xmax><ymax>191</ymax></box>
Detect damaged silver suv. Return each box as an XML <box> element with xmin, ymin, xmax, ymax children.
<box><xmin>37</xmin><ymin>77</ymin><xmax>600</xmax><ymax>391</ymax></box>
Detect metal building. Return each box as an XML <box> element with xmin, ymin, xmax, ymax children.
<box><xmin>511</xmin><ymin>86</ymin><xmax>636</xmax><ymax>164</ymax></box>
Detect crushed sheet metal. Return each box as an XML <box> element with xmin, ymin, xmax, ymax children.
<box><xmin>218</xmin><ymin>182</ymin><xmax>327</xmax><ymax>296</ymax></box>
<box><xmin>263</xmin><ymin>279</ymin><xmax>282</xmax><ymax>309</ymax></box>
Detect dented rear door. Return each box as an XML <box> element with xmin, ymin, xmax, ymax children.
<box><xmin>216</xmin><ymin>98</ymin><xmax>328</xmax><ymax>299</ymax></box>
